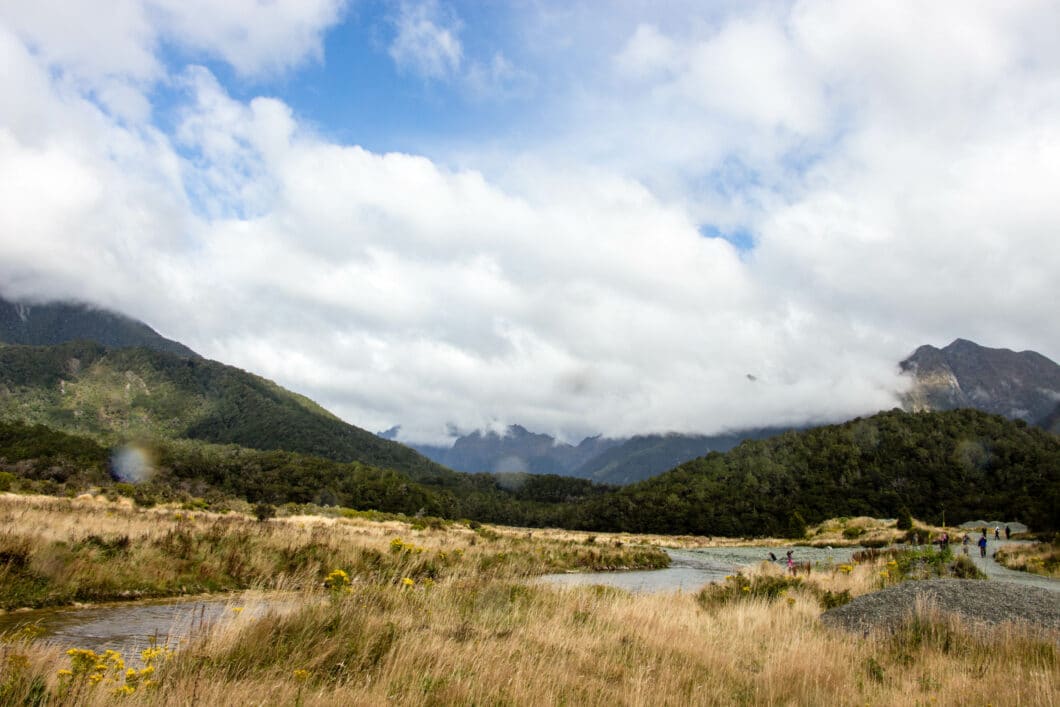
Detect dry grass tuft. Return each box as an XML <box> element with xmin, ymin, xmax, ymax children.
<box><xmin>1</xmin><ymin>495</ymin><xmax>1056</xmax><ymax>705</ymax></box>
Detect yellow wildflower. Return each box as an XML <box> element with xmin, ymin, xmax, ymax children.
<box><xmin>325</xmin><ymin>568</ymin><xmax>351</xmax><ymax>590</ymax></box>
<box><xmin>402</xmin><ymin>577</ymin><xmax>415</xmax><ymax>587</ymax></box>
<box><xmin>293</xmin><ymin>669</ymin><xmax>310</xmax><ymax>682</ymax></box>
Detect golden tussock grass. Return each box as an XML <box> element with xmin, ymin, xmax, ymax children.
<box><xmin>6</xmin><ymin>578</ymin><xmax>1054</xmax><ymax>706</ymax></box>
<box><xmin>995</xmin><ymin>541</ymin><xmax>1060</xmax><ymax>579</ymax></box>
<box><xmin>1</xmin><ymin>494</ymin><xmax>1056</xmax><ymax>706</ymax></box>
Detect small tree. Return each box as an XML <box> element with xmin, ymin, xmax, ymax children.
<box><xmin>253</xmin><ymin>502</ymin><xmax>276</xmax><ymax>522</ymax></box>
<box><xmin>786</xmin><ymin>511</ymin><xmax>808</xmax><ymax>539</ymax></box>
<box><xmin>896</xmin><ymin>506</ymin><xmax>913</xmax><ymax>531</ymax></box>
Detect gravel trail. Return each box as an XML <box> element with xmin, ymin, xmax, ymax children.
<box><xmin>963</xmin><ymin>539</ymin><xmax>1060</xmax><ymax>593</ymax></box>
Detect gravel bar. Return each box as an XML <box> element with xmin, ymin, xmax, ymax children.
<box><xmin>821</xmin><ymin>579</ymin><xmax>1060</xmax><ymax>634</ymax></box>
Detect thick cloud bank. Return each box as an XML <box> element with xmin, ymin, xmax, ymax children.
<box><xmin>1</xmin><ymin>1</ymin><xmax>1058</xmax><ymax>444</ymax></box>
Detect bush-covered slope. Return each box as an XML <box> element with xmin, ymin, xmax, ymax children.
<box><xmin>0</xmin><ymin>342</ymin><xmax>452</xmax><ymax>482</ymax></box>
<box><xmin>571</xmin><ymin>409</ymin><xmax>1060</xmax><ymax>536</ymax></box>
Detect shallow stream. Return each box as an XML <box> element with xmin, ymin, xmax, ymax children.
<box><xmin>0</xmin><ymin>594</ymin><xmax>292</xmax><ymax>661</ymax></box>
<box><xmin>537</xmin><ymin>544</ymin><xmax>860</xmax><ymax>593</ymax></box>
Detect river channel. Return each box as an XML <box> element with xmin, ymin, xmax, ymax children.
<box><xmin>538</xmin><ymin>545</ymin><xmax>860</xmax><ymax>593</ymax></box>
<box><xmin>0</xmin><ymin>545</ymin><xmax>883</xmax><ymax>656</ymax></box>
<box><xmin>0</xmin><ymin>593</ymin><xmax>294</xmax><ymax>661</ymax></box>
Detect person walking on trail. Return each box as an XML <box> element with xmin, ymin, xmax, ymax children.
<box><xmin>994</xmin><ymin>527</ymin><xmax>1000</xmax><ymax>540</ymax></box>
<box><xmin>962</xmin><ymin>534</ymin><xmax>970</xmax><ymax>555</ymax></box>
<box><xmin>978</xmin><ymin>533</ymin><xmax>988</xmax><ymax>558</ymax></box>
<box><xmin>1005</xmin><ymin>525</ymin><xmax>1011</xmax><ymax>540</ymax></box>
<box><xmin>786</xmin><ymin>550</ymin><xmax>795</xmax><ymax>575</ymax></box>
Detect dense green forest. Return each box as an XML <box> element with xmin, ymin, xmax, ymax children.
<box><xmin>1</xmin><ymin>409</ymin><xmax>1057</xmax><ymax>535</ymax></box>
<box><xmin>569</xmin><ymin>409</ymin><xmax>1060</xmax><ymax>535</ymax></box>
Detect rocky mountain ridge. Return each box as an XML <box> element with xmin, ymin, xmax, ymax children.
<box><xmin>900</xmin><ymin>338</ymin><xmax>1060</xmax><ymax>428</ymax></box>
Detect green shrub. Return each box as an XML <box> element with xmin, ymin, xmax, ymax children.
<box><xmin>697</xmin><ymin>573</ymin><xmax>804</xmax><ymax>608</ymax></box>
<box><xmin>254</xmin><ymin>503</ymin><xmax>276</xmax><ymax>522</ymax></box>
<box><xmin>951</xmin><ymin>554</ymin><xmax>987</xmax><ymax>579</ymax></box>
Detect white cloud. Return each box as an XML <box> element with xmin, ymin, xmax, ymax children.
<box><xmin>614</xmin><ymin>24</ymin><xmax>678</xmax><ymax>80</ymax></box>
<box><xmin>0</xmin><ymin>0</ymin><xmax>345</xmax><ymax>100</ymax></box>
<box><xmin>1</xmin><ymin>1</ymin><xmax>1059</xmax><ymax>447</ymax></box>
<box><xmin>152</xmin><ymin>0</ymin><xmax>347</xmax><ymax>77</ymax></box>
<box><xmin>388</xmin><ymin>0</ymin><xmax>463</xmax><ymax>80</ymax></box>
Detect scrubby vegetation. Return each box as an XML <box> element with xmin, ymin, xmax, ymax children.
<box><xmin>0</xmin><ymin>495</ymin><xmax>1054</xmax><ymax>706</ymax></box>
<box><xmin>0</xmin><ymin>495</ymin><xmax>667</xmax><ymax>610</ymax></box>
<box><xmin>2</xmin><ymin>407</ymin><xmax>1058</xmax><ymax>541</ymax></box>
<box><xmin>996</xmin><ymin>537</ymin><xmax>1060</xmax><ymax>578</ymax></box>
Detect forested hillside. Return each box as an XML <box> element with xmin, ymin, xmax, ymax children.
<box><xmin>0</xmin><ymin>342</ymin><xmax>452</xmax><ymax>482</ymax></box>
<box><xmin>2</xmin><ymin>409</ymin><xmax>1056</xmax><ymax>536</ymax></box>
<box><xmin>571</xmin><ymin>409</ymin><xmax>1060</xmax><ymax>536</ymax></box>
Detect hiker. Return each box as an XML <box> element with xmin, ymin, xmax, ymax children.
<box><xmin>994</xmin><ymin>527</ymin><xmax>1000</xmax><ymax>540</ymax></box>
<box><xmin>978</xmin><ymin>533</ymin><xmax>987</xmax><ymax>558</ymax></box>
<box><xmin>1005</xmin><ymin>525</ymin><xmax>1011</xmax><ymax>540</ymax></box>
<box><xmin>961</xmin><ymin>534</ymin><xmax>970</xmax><ymax>555</ymax></box>
<box><xmin>786</xmin><ymin>550</ymin><xmax>795</xmax><ymax>575</ymax></box>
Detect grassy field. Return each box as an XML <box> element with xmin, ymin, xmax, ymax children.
<box><xmin>996</xmin><ymin>538</ymin><xmax>1060</xmax><ymax>579</ymax></box>
<box><xmin>0</xmin><ymin>494</ymin><xmax>1056</xmax><ymax>706</ymax></box>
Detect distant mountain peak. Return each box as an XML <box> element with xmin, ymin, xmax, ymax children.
<box><xmin>901</xmin><ymin>338</ymin><xmax>1060</xmax><ymax>427</ymax></box>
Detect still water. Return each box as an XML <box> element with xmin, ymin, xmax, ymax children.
<box><xmin>538</xmin><ymin>545</ymin><xmax>860</xmax><ymax>593</ymax></box>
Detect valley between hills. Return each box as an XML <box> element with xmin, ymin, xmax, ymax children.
<box><xmin>1</xmin><ymin>296</ymin><xmax>1057</xmax><ymax>706</ymax></box>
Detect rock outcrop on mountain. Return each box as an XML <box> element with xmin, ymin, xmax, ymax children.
<box><xmin>900</xmin><ymin>339</ymin><xmax>1060</xmax><ymax>427</ymax></box>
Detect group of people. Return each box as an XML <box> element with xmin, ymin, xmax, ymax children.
<box><xmin>954</xmin><ymin>526</ymin><xmax>1010</xmax><ymax>557</ymax></box>
<box><xmin>767</xmin><ymin>523</ymin><xmax>1013</xmax><ymax>575</ymax></box>
<box><xmin>959</xmin><ymin>532</ymin><xmax>989</xmax><ymax>557</ymax></box>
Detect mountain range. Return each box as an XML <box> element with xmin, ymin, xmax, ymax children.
<box><xmin>401</xmin><ymin>426</ymin><xmax>785</xmax><ymax>486</ymax></box>
<box><xmin>3</xmin><ymin>293</ymin><xmax>1059</xmax><ymax>488</ymax></box>
<box><xmin>397</xmin><ymin>338</ymin><xmax>1060</xmax><ymax>483</ymax></box>
<box><xmin>1</xmin><ymin>294</ymin><xmax>1057</xmax><ymax>532</ymax></box>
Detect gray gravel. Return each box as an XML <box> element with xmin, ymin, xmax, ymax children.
<box><xmin>821</xmin><ymin>579</ymin><xmax>1060</xmax><ymax>634</ymax></box>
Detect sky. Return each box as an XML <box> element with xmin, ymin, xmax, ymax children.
<box><xmin>1</xmin><ymin>0</ymin><xmax>1059</xmax><ymax>445</ymax></box>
